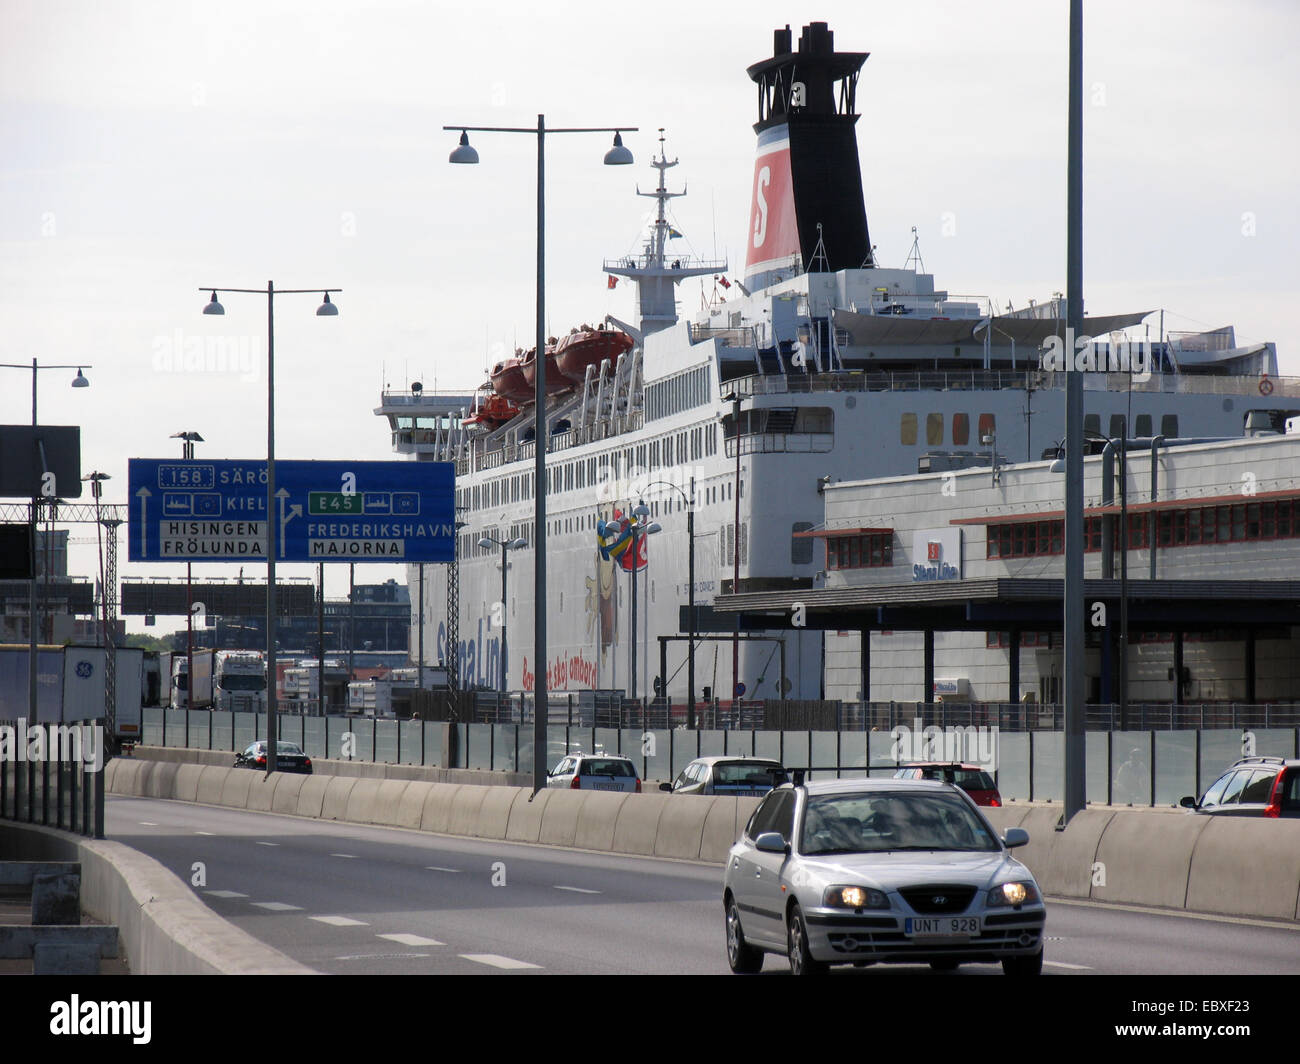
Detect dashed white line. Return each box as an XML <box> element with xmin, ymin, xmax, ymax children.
<box><xmin>330</xmin><ymin>853</ymin><xmax>359</xmax><ymax>859</ymax></box>
<box><xmin>311</xmin><ymin>915</ymin><xmax>369</xmax><ymax>927</ymax></box>
<box><xmin>138</xmin><ymin>821</ymin><xmax>157</xmax><ymax>826</ymax></box>
<box><xmin>255</xmin><ymin>841</ymin><xmax>279</xmax><ymax>847</ymax></box>
<box><xmin>377</xmin><ymin>933</ymin><xmax>444</xmax><ymax>947</ymax></box>
<box><xmin>553</xmin><ymin>886</ymin><xmax>601</xmax><ymax>894</ymax></box>
<box><xmin>252</xmin><ymin>902</ymin><xmax>303</xmax><ymax>911</ymax></box>
<box><xmin>335</xmin><ymin>953</ymin><xmax>431</xmax><ymax>961</ymax></box>
<box><xmin>425</xmin><ymin>866</ymin><xmax>461</xmax><ymax>873</ymax></box>
<box><xmin>195</xmin><ymin>831</ymin><xmax>215</xmax><ymax>836</ymax></box>
<box><xmin>1045</xmin><ymin>960</ymin><xmax>1092</xmax><ymax>970</ymax></box>
<box><xmin>204</xmin><ymin>890</ymin><xmax>247</xmax><ymax>899</ymax></box>
<box><xmin>460</xmin><ymin>954</ymin><xmax>541</xmax><ymax>970</ymax></box>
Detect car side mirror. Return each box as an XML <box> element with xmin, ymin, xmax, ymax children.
<box><xmin>658</xmin><ymin>782</ymin><xmax>672</xmax><ymax>792</ymax></box>
<box><xmin>755</xmin><ymin>832</ymin><xmax>789</xmax><ymax>854</ymax></box>
<box><xmin>1001</xmin><ymin>827</ymin><xmax>1029</xmax><ymax>849</ymax></box>
<box><xmin>1179</xmin><ymin>796</ymin><xmax>1197</xmax><ymax>808</ymax></box>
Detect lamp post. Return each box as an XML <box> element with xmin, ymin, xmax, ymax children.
<box><xmin>446</xmin><ymin>117</ymin><xmax>635</xmax><ymax>793</ymax></box>
<box><xmin>722</xmin><ymin>392</ymin><xmax>743</xmax><ymax>707</ymax></box>
<box><xmin>478</xmin><ymin>533</ymin><xmax>527</xmax><ymax>695</ymax></box>
<box><xmin>0</xmin><ymin>360</ymin><xmax>91</xmax><ymax>717</ymax></box>
<box><xmin>644</xmin><ymin>477</ymin><xmax>696</xmax><ymax>726</ymax></box>
<box><xmin>80</xmin><ymin>472</ymin><xmax>111</xmax><ymax>646</ymax></box>
<box><xmin>627</xmin><ymin>503</ymin><xmax>660</xmax><ymax>702</ymax></box>
<box><xmin>170</xmin><ymin>431</ymin><xmax>203</xmax><ymax>708</ymax></box>
<box><xmin>199</xmin><ymin>285</ymin><xmax>339</xmax><ymax>775</ymax></box>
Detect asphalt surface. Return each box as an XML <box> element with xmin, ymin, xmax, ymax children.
<box><xmin>106</xmin><ymin>795</ymin><xmax>1300</xmax><ymax>976</ymax></box>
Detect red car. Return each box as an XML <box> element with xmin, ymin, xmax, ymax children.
<box><xmin>893</xmin><ymin>763</ymin><xmax>1001</xmax><ymax>807</ymax></box>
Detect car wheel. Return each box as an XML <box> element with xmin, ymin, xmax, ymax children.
<box><xmin>929</xmin><ymin>959</ymin><xmax>960</xmax><ymax>971</ymax></box>
<box><xmin>725</xmin><ymin>897</ymin><xmax>763</xmax><ymax>974</ymax></box>
<box><xmin>1002</xmin><ymin>948</ymin><xmax>1043</xmax><ymax>976</ymax></box>
<box><xmin>787</xmin><ymin>903</ymin><xmax>827</xmax><ymax>976</ymax></box>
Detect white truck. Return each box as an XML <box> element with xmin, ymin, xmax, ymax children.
<box><xmin>347</xmin><ymin>666</ymin><xmax>448</xmax><ymax>717</ymax></box>
<box><xmin>171</xmin><ymin>649</ymin><xmax>214</xmax><ymax>710</ymax></box>
<box><xmin>213</xmin><ymin>650</ymin><xmax>267</xmax><ymax>712</ymax></box>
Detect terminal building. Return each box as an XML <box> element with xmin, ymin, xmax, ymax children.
<box><xmin>769</xmin><ymin>432</ymin><xmax>1300</xmax><ymax>705</ymax></box>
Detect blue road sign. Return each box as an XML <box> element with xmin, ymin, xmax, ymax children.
<box><xmin>128</xmin><ymin>459</ymin><xmax>455</xmax><ymax>563</ymax></box>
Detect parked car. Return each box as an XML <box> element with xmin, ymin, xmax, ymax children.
<box><xmin>661</xmin><ymin>756</ymin><xmax>788</xmax><ymax>796</ymax></box>
<box><xmin>1180</xmin><ymin>756</ymin><xmax>1300</xmax><ymax>818</ymax></box>
<box><xmin>546</xmin><ymin>753</ymin><xmax>642</xmax><ymax>792</ymax></box>
<box><xmin>234</xmin><ymin>740</ymin><xmax>313</xmax><ymax>775</ymax></box>
<box><xmin>722</xmin><ymin>778</ymin><xmax>1044</xmax><ymax>975</ymax></box>
<box><xmin>893</xmin><ymin>762</ymin><xmax>1001</xmax><ymax>807</ymax></box>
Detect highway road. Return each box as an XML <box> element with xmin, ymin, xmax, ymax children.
<box><xmin>106</xmin><ymin>795</ymin><xmax>1300</xmax><ymax>976</ymax></box>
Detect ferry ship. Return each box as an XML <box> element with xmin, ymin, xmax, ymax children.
<box><xmin>375</xmin><ymin>22</ymin><xmax>1295</xmax><ymax>705</ymax></box>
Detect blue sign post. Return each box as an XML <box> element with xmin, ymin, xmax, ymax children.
<box><xmin>128</xmin><ymin>459</ymin><xmax>455</xmax><ymax>563</ymax></box>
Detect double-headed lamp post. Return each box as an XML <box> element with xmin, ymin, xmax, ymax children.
<box><xmin>0</xmin><ymin>360</ymin><xmax>90</xmax><ymax>716</ymax></box>
<box><xmin>628</xmin><ymin>503</ymin><xmax>661</xmax><ymax>702</ymax></box>
<box><xmin>644</xmin><ymin>478</ymin><xmax>696</xmax><ymax>727</ymax></box>
<box><xmin>446</xmin><ymin>117</ymin><xmax>635</xmax><ymax>794</ymax></box>
<box><xmin>477</xmin><ymin>533</ymin><xmax>527</xmax><ymax>694</ymax></box>
<box><xmin>200</xmin><ymin>285</ymin><xmax>339</xmax><ymax>776</ymax></box>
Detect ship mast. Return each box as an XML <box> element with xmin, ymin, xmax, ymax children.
<box><xmin>602</xmin><ymin>130</ymin><xmax>725</xmax><ymax>338</ymax></box>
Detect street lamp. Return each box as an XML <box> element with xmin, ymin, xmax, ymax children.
<box><xmin>198</xmin><ymin>284</ymin><xmax>339</xmax><ymax>776</ymax></box>
<box><xmin>628</xmin><ymin>502</ymin><xmax>660</xmax><ymax>702</ymax></box>
<box><xmin>643</xmin><ymin>477</ymin><xmax>696</xmax><ymax>727</ymax></box>
<box><xmin>0</xmin><ymin>360</ymin><xmax>92</xmax><ymax>716</ymax></box>
<box><xmin>478</xmin><ymin>533</ymin><xmax>527</xmax><ymax>694</ymax></box>
<box><xmin>445</xmin><ymin>116</ymin><xmax>635</xmax><ymax>794</ymax></box>
<box><xmin>722</xmin><ymin>391</ymin><xmax>743</xmax><ymax>706</ymax></box>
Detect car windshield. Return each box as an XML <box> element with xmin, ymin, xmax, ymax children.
<box><xmin>800</xmin><ymin>792</ymin><xmax>999</xmax><ymax>855</ymax></box>
<box><xmin>581</xmin><ymin>759</ymin><xmax>634</xmax><ymax>777</ymax></box>
<box><xmin>714</xmin><ymin>762</ymin><xmax>787</xmax><ymax>786</ymax></box>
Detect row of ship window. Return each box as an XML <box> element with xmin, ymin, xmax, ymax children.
<box><xmin>897</xmin><ymin>412</ymin><xmax>1180</xmax><ymax>446</ymax></box>
<box><xmin>645</xmin><ymin>365</ymin><xmax>711</xmax><ymax>422</ymax></box>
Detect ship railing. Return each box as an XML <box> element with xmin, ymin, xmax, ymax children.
<box><xmin>689</xmin><ymin>324</ymin><xmax>760</xmax><ymax>348</ymax></box>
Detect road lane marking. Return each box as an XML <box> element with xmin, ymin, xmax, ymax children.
<box><xmin>138</xmin><ymin>821</ymin><xmax>157</xmax><ymax>826</ymax></box>
<box><xmin>378</xmin><ymin>933</ymin><xmax>444</xmax><ymax>947</ymax></box>
<box><xmin>425</xmin><ymin>866</ymin><xmax>461</xmax><ymax>873</ymax></box>
<box><xmin>554</xmin><ymin>886</ymin><xmax>601</xmax><ymax>894</ymax></box>
<box><xmin>311</xmin><ymin>915</ymin><xmax>369</xmax><ymax>927</ymax></box>
<box><xmin>1045</xmin><ymin>960</ymin><xmax>1092</xmax><ymax>970</ymax></box>
<box><xmin>330</xmin><ymin>853</ymin><xmax>359</xmax><ymax>859</ymax></box>
<box><xmin>255</xmin><ymin>841</ymin><xmax>279</xmax><ymax>847</ymax></box>
<box><xmin>252</xmin><ymin>902</ymin><xmax>302</xmax><ymax>911</ymax></box>
<box><xmin>336</xmin><ymin>953</ymin><xmax>432</xmax><ymax>961</ymax></box>
<box><xmin>195</xmin><ymin>831</ymin><xmax>215</xmax><ymax>836</ymax></box>
<box><xmin>460</xmin><ymin>954</ymin><xmax>541</xmax><ymax>970</ymax></box>
<box><xmin>204</xmin><ymin>890</ymin><xmax>247</xmax><ymax>899</ymax></box>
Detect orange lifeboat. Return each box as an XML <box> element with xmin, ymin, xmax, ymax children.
<box><xmin>519</xmin><ymin>338</ymin><xmax>569</xmax><ymax>395</ymax></box>
<box><xmin>465</xmin><ymin>390</ymin><xmax>522</xmax><ymax>429</ymax></box>
<box><xmin>555</xmin><ymin>323</ymin><xmax>634</xmax><ymax>382</ymax></box>
<box><xmin>490</xmin><ymin>353</ymin><xmax>532</xmax><ymax>404</ymax></box>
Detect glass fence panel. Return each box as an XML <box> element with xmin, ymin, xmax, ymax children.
<box><xmin>303</xmin><ymin>717</ymin><xmax>326</xmax><ymax>760</ymax></box>
<box><xmin>698</xmin><ymin>730</ymin><xmax>725</xmax><ymax>758</ymax></box>
<box><xmin>142</xmin><ymin>708</ymin><xmax>163</xmax><ymax>746</ymax></box>
<box><xmin>782</xmin><ymin>731</ymin><xmax>810</xmax><ymax>774</ymax></box>
<box><xmin>868</xmin><ymin>730</ymin><xmax>896</xmax><ymax>775</ymax></box>
<box><xmin>837</xmin><ymin>730</ymin><xmax>868</xmax><ymax>776</ymax></box>
<box><xmin>516</xmin><ymin>726</ymin><xmax>533</xmax><ymax>781</ymax></box>
<box><xmin>399</xmin><ymin>721</ymin><xmax>424</xmax><ymax>765</ymax></box>
<box><xmin>210</xmin><ymin>712</ymin><xmax>233</xmax><ymax>752</ymax></box>
<box><xmin>350</xmin><ymin>718</ymin><xmax>376</xmax><ymax>762</ymax></box>
<box><xmin>1086</xmin><ymin>732</ymin><xmax>1110</xmax><ymax>805</ymax></box>
<box><xmin>754</xmin><ymin>731</ymin><xmax>781</xmax><ymax>764</ymax></box>
<box><xmin>1111</xmin><ymin>731</ymin><xmax>1152</xmax><ymax>806</ymax></box>
<box><xmin>467</xmin><ymin>724</ymin><xmax>493</xmax><ymax>771</ymax></box>
<box><xmin>164</xmin><ymin>711</ymin><xmax>186</xmax><ymax>746</ymax></box>
<box><xmin>1249</xmin><ymin>728</ymin><xmax>1297</xmax><ymax>759</ymax></box>
<box><xmin>546</xmin><ymin>726</ymin><xmax>572</xmax><ymax>769</ymax></box>
<box><xmin>424</xmin><ymin>724</ymin><xmax>444</xmax><ymax>768</ymax></box>
<box><xmin>645</xmin><ymin>730</ymin><xmax>671</xmax><ymax>783</ymax></box>
<box><xmin>233</xmin><ymin>713</ymin><xmax>257</xmax><ymax>751</ymax></box>
<box><xmin>493</xmin><ymin>726</ymin><xmax>518</xmax><ymax>773</ymax></box>
<box><xmin>375</xmin><ymin>720</ymin><xmax>399</xmax><ymax>764</ymax></box>
<box><xmin>1155</xmin><ymin>730</ymin><xmax>1197</xmax><ymax>807</ymax></box>
<box><xmin>1031</xmin><ymin>731</ymin><xmax>1062</xmax><ymax>802</ymax></box>
<box><xmin>1199</xmin><ymin>730</ymin><xmax>1241</xmax><ymax>792</ymax></box>
<box><xmin>810</xmin><ymin>731</ymin><xmax>839</xmax><ymax>777</ymax></box>
<box><xmin>725</xmin><ymin>730</ymin><xmax>752</xmax><ymax>756</ymax></box>
<box><xmin>671</xmin><ymin>730</ymin><xmax>698</xmax><ymax>780</ymax></box>
<box><xmin>594</xmin><ymin>727</ymin><xmax>621</xmax><ymax>759</ymax></box>
<box><xmin>998</xmin><ymin>731</ymin><xmax>1030</xmax><ymax>802</ymax></box>
<box><xmin>620</xmin><ymin>730</ymin><xmax>645</xmax><ymax>775</ymax></box>
<box><xmin>187</xmin><ymin>712</ymin><xmax>211</xmax><ymax>750</ymax></box>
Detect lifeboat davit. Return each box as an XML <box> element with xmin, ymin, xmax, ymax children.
<box><xmin>519</xmin><ymin>339</ymin><xmax>569</xmax><ymax>395</ymax></box>
<box><xmin>490</xmin><ymin>354</ymin><xmax>532</xmax><ymax>404</ymax></box>
<box><xmin>555</xmin><ymin>323</ymin><xmax>634</xmax><ymax>382</ymax></box>
<box><xmin>465</xmin><ymin>390</ymin><xmax>522</xmax><ymax>429</ymax></box>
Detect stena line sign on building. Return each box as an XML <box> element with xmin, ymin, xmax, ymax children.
<box><xmin>912</xmin><ymin>528</ymin><xmax>962</xmax><ymax>582</ymax></box>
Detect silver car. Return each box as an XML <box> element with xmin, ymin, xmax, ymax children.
<box><xmin>722</xmin><ymin>778</ymin><xmax>1045</xmax><ymax>975</ymax></box>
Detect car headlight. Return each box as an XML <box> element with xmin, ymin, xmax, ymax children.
<box><xmin>822</xmin><ymin>885</ymin><xmax>889</xmax><ymax>910</ymax></box>
<box><xmin>987</xmin><ymin>881</ymin><xmax>1039</xmax><ymax>907</ymax></box>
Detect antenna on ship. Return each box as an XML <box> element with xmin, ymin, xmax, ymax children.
<box><xmin>904</xmin><ymin>226</ymin><xmax>926</xmax><ymax>274</ymax></box>
<box><xmin>809</xmin><ymin>222</ymin><xmax>830</xmax><ymax>273</ymax></box>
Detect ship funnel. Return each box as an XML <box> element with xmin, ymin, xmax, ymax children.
<box><xmin>744</xmin><ymin>22</ymin><xmax>872</xmax><ymax>291</ymax></box>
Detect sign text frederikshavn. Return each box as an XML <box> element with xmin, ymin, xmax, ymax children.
<box><xmin>127</xmin><ymin>459</ymin><xmax>455</xmax><ymax>563</ymax></box>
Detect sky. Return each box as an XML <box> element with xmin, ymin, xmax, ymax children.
<box><xmin>2</xmin><ymin>0</ymin><xmax>1297</xmax><ymax>632</ymax></box>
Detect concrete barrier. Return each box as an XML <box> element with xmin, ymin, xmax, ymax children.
<box><xmin>700</xmin><ymin>797</ymin><xmax>751</xmax><ymax>862</ymax></box>
<box><xmin>447</xmin><ymin>785</ymin><xmax>489</xmax><ymax>837</ymax></box>
<box><xmin>1092</xmin><ymin>809</ymin><xmax>1211</xmax><ymax>909</ymax></box>
<box><xmin>368</xmin><ymin>780</ymin><xmax>412</xmax><ymax>828</ymax></box>
<box><xmin>320</xmin><ymin>777</ymin><xmax>359</xmax><ymax>821</ymax></box>
<box><xmin>196</xmin><ymin>766</ymin><xmax>233</xmax><ymax>807</ymax></box>
<box><xmin>219</xmin><ymin>767</ymin><xmax>256</xmax><ymax>810</ymax></box>
<box><xmin>1041</xmin><ymin>809</ymin><xmax>1115</xmax><ymax>898</ymax></box>
<box><xmin>505</xmin><ymin>788</ymin><xmax>552</xmax><ymax>844</ymax></box>
<box><xmin>394</xmin><ymin>781</ymin><xmax>431</xmax><ymax>830</ymax></box>
<box><xmin>419</xmin><ymin>784</ymin><xmax>463</xmax><ymax>835</ymax></box>
<box><xmin>0</xmin><ymin>822</ymin><xmax>315</xmax><ymax>974</ymax></box>
<box><xmin>174</xmin><ymin>764</ymin><xmax>204</xmax><ymax>804</ymax></box>
<box><xmin>270</xmin><ymin>773</ymin><xmax>308</xmax><ymax>816</ymax></box>
<box><xmin>1185</xmin><ymin>817</ymin><xmax>1300</xmax><ymax>920</ymax></box>
<box><xmin>575</xmin><ymin>792</ymin><xmax>629</xmax><ymax>852</ymax></box>
<box><xmin>537</xmin><ymin>789</ymin><xmax>586</xmax><ymax>848</ymax></box>
<box><xmin>342</xmin><ymin>779</ymin><xmax>385</xmax><ymax>824</ymax></box>
<box><xmin>652</xmin><ymin>796</ymin><xmax>711</xmax><ymax>860</ymax></box>
<box><xmin>473</xmin><ymin>786</ymin><xmax>521</xmax><ymax>840</ymax></box>
<box><xmin>245</xmin><ymin>774</ymin><xmax>281</xmax><ymax>813</ymax></box>
<box><xmin>295</xmin><ymin>774</ymin><xmax>331</xmax><ymax>819</ymax></box>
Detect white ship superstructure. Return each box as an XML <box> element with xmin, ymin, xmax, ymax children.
<box><xmin>376</xmin><ymin>22</ymin><xmax>1297</xmax><ymax>705</ymax></box>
